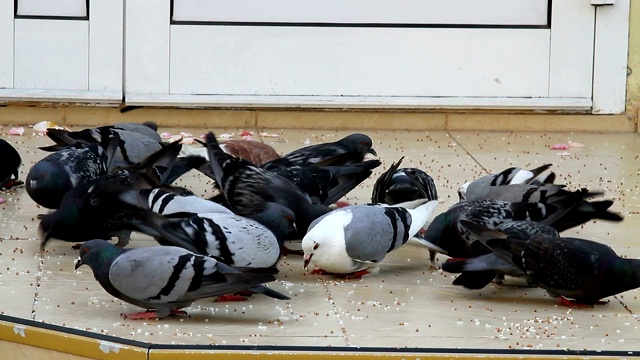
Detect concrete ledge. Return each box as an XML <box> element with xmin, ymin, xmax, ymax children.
<box><xmin>0</xmin><ymin>315</ymin><xmax>632</xmax><ymax>360</ymax></box>
<box><xmin>0</xmin><ymin>105</ymin><xmax>636</xmax><ymax>132</ymax></box>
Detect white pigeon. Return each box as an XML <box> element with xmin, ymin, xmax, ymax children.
<box><xmin>302</xmin><ymin>199</ymin><xmax>439</xmax><ymax>277</ymax></box>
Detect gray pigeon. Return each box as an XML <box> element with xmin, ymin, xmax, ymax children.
<box><xmin>118</xmin><ymin>187</ymin><xmax>233</xmax><ymax>216</ymax></box>
<box><xmin>458</xmin><ymin>164</ymin><xmax>554</xmax><ymax>201</ymax></box>
<box><xmin>302</xmin><ymin>199</ymin><xmax>439</xmax><ymax>277</ymax></box>
<box><xmin>120</xmin><ymin>209</ymin><xmax>294</xmax><ymax>268</ymax></box>
<box><xmin>75</xmin><ymin>240</ymin><xmax>290</xmax><ymax>319</ymax></box>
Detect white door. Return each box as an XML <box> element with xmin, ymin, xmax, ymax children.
<box><xmin>125</xmin><ymin>0</ymin><xmax>630</xmax><ymax>113</ymax></box>
<box><xmin>0</xmin><ymin>0</ymin><xmax>123</xmax><ymax>103</ymax></box>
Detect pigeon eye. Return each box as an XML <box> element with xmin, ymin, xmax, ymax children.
<box><xmin>313</xmin><ymin>243</ymin><xmax>319</xmax><ymax>250</ymax></box>
<box><xmin>285</xmin><ymin>215</ymin><xmax>294</xmax><ymax>222</ymax></box>
<box><xmin>82</xmin><ymin>248</ymin><xmax>89</xmax><ymax>254</ymax></box>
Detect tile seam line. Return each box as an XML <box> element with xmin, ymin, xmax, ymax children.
<box><xmin>613</xmin><ymin>295</ymin><xmax>640</xmax><ymax>322</ymax></box>
<box><xmin>30</xmin><ymin>251</ymin><xmax>44</xmax><ymax>320</ymax></box>
<box><xmin>320</xmin><ymin>278</ymin><xmax>352</xmax><ymax>346</ymax></box>
<box><xmin>447</xmin><ymin>131</ymin><xmax>490</xmax><ymax>173</ymax></box>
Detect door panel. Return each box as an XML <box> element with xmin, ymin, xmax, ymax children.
<box><xmin>172</xmin><ymin>0</ymin><xmax>549</xmax><ymax>26</ymax></box>
<box><xmin>170</xmin><ymin>26</ymin><xmax>550</xmax><ymax>97</ymax></box>
<box><xmin>14</xmin><ymin>20</ymin><xmax>89</xmax><ymax>90</ymax></box>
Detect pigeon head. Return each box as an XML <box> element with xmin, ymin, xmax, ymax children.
<box><xmin>75</xmin><ymin>239</ymin><xmax>124</xmax><ymax>273</ymax></box>
<box><xmin>38</xmin><ymin>204</ymin><xmax>80</xmax><ymax>250</ymax></box>
<box><xmin>26</xmin><ymin>160</ymin><xmax>74</xmax><ymax>209</ymax></box>
<box><xmin>423</xmin><ymin>212</ymin><xmax>452</xmax><ymax>247</ymax></box>
<box><xmin>341</xmin><ymin>133</ymin><xmax>377</xmax><ymax>156</ymax></box>
<box><xmin>457</xmin><ymin>181</ymin><xmax>470</xmax><ymax>201</ymax></box>
<box><xmin>302</xmin><ymin>241</ymin><xmax>320</xmax><ymax>270</ymax></box>
<box><xmin>251</xmin><ymin>203</ymin><xmax>297</xmax><ymax>242</ymax></box>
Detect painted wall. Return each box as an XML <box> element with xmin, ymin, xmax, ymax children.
<box><xmin>627</xmin><ymin>0</ymin><xmax>640</xmax><ymax>120</ymax></box>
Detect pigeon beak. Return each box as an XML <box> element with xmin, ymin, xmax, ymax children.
<box><xmin>74</xmin><ymin>257</ymin><xmax>84</xmax><ymax>271</ymax></box>
<box><xmin>368</xmin><ymin>148</ymin><xmax>377</xmax><ymax>156</ymax></box>
<box><xmin>303</xmin><ymin>254</ymin><xmax>312</xmax><ymax>270</ymax></box>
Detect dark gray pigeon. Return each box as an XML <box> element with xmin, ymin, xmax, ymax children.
<box><xmin>302</xmin><ymin>199</ymin><xmax>439</xmax><ymax>277</ymax></box>
<box><xmin>44</xmin><ymin>125</ymin><xmax>163</xmax><ymax>169</ymax></box>
<box><xmin>119</xmin><ymin>208</ymin><xmax>295</xmax><ymax>268</ymax></box>
<box><xmin>0</xmin><ymin>138</ymin><xmax>22</xmax><ymax>189</ymax></box>
<box><xmin>113</xmin><ymin>121</ymin><xmax>161</xmax><ymax>142</ymax></box>
<box><xmin>204</xmin><ymin>132</ymin><xmax>330</xmax><ymax>236</ymax></box>
<box><xmin>458</xmin><ymin>164</ymin><xmax>554</xmax><ymax>201</ymax></box>
<box><xmin>26</xmin><ymin>141</ymin><xmax>115</xmax><ymax>209</ymax></box>
<box><xmin>442</xmin><ymin>220</ymin><xmax>559</xmax><ymax>289</ymax></box>
<box><xmin>422</xmin><ymin>194</ymin><xmax>623</xmax><ymax>262</ymax></box>
<box><xmin>460</xmin><ymin>221</ymin><xmax>640</xmax><ymax>307</ymax></box>
<box><xmin>75</xmin><ymin>240</ymin><xmax>290</xmax><ymax>319</ymax></box>
<box><xmin>261</xmin><ymin>133</ymin><xmax>377</xmax><ymax>171</ymax></box>
<box><xmin>371</xmin><ymin>156</ymin><xmax>438</xmax><ymax>205</ymax></box>
<box><xmin>469</xmin><ymin>185</ymin><xmax>623</xmax><ymax>232</ymax></box>
<box><xmin>39</xmin><ymin>140</ymin><xmax>187</xmax><ymax>250</ymax></box>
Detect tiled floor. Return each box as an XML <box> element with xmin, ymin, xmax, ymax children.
<box><xmin>0</xmin><ymin>125</ymin><xmax>639</xmax><ymax>351</ymax></box>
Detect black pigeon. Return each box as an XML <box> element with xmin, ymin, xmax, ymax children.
<box><xmin>270</xmin><ymin>158</ymin><xmax>381</xmax><ymax>205</ymax></box>
<box><xmin>39</xmin><ymin>140</ymin><xmax>186</xmax><ymax>250</ymax></box>
<box><xmin>371</xmin><ymin>156</ymin><xmax>438</xmax><ymax>205</ymax></box>
<box><xmin>261</xmin><ymin>133</ymin><xmax>377</xmax><ymax>171</ymax></box>
<box><xmin>43</xmin><ymin>124</ymin><xmax>163</xmax><ymax>168</ymax></box>
<box><xmin>442</xmin><ymin>220</ymin><xmax>559</xmax><ymax>289</ymax></box>
<box><xmin>461</xmin><ymin>221</ymin><xmax>640</xmax><ymax>306</ymax></box>
<box><xmin>26</xmin><ymin>141</ymin><xmax>115</xmax><ymax>209</ymax></box>
<box><xmin>75</xmin><ymin>240</ymin><xmax>290</xmax><ymax>319</ymax></box>
<box><xmin>0</xmin><ymin>138</ymin><xmax>22</xmax><ymax>189</ymax></box>
<box><xmin>204</xmin><ymin>132</ymin><xmax>330</xmax><ymax>236</ymax></box>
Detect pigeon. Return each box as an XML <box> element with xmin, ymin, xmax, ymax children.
<box><xmin>118</xmin><ymin>208</ymin><xmax>295</xmax><ymax>268</ymax></box>
<box><xmin>118</xmin><ymin>188</ymin><xmax>233</xmax><ymax>216</ymax></box>
<box><xmin>261</xmin><ymin>133</ymin><xmax>377</xmax><ymax>171</ymax></box>
<box><xmin>75</xmin><ymin>240</ymin><xmax>290</xmax><ymax>319</ymax></box>
<box><xmin>371</xmin><ymin>156</ymin><xmax>438</xmax><ymax>205</ymax></box>
<box><xmin>441</xmin><ymin>220</ymin><xmax>559</xmax><ymax>289</ymax></box>
<box><xmin>302</xmin><ymin>199</ymin><xmax>439</xmax><ymax>277</ymax></box>
<box><xmin>421</xmin><ymin>198</ymin><xmax>574</xmax><ymax>261</ymax></box>
<box><xmin>458</xmin><ymin>164</ymin><xmax>555</xmax><ymax>201</ymax></box>
<box><xmin>473</xmin><ymin>185</ymin><xmax>623</xmax><ymax>232</ymax></box>
<box><xmin>220</xmin><ymin>139</ymin><xmax>280</xmax><ymax>165</ymax></box>
<box><xmin>113</xmin><ymin>121</ymin><xmax>161</xmax><ymax>142</ymax></box>
<box><xmin>39</xmin><ymin>140</ymin><xmax>186</xmax><ymax>250</ymax></box>
<box><xmin>0</xmin><ymin>138</ymin><xmax>22</xmax><ymax>189</ymax></box>
<box><xmin>270</xmin><ymin>158</ymin><xmax>381</xmax><ymax>205</ymax></box>
<box><xmin>26</xmin><ymin>141</ymin><xmax>115</xmax><ymax>209</ymax></box>
<box><xmin>204</xmin><ymin>132</ymin><xmax>330</xmax><ymax>236</ymax></box>
<box><xmin>43</xmin><ymin>125</ymin><xmax>163</xmax><ymax>168</ymax></box>
<box><xmin>460</xmin><ymin>221</ymin><xmax>640</xmax><ymax>307</ymax></box>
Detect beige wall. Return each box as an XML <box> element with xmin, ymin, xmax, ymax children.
<box><xmin>627</xmin><ymin>0</ymin><xmax>640</xmax><ymax>124</ymax></box>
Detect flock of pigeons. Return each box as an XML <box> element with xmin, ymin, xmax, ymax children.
<box><xmin>1</xmin><ymin>122</ymin><xmax>638</xmax><ymax>320</ymax></box>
